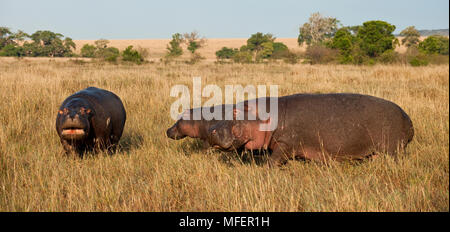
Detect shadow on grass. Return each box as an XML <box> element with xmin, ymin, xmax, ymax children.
<box><xmin>179</xmin><ymin>140</ymin><xmax>289</xmax><ymax>166</ymax></box>
<box><xmin>118</xmin><ymin>132</ymin><xmax>144</xmax><ymax>154</ymax></box>
<box><xmin>179</xmin><ymin>139</ymin><xmax>209</xmax><ymax>156</ymax></box>
<box><xmin>62</xmin><ymin>132</ymin><xmax>145</xmax><ymax>159</ymax></box>
<box><xmin>217</xmin><ymin>149</ymin><xmax>270</xmax><ymax>167</ymax></box>
<box><xmin>177</xmin><ymin>139</ymin><xmax>386</xmax><ymax>167</ymax></box>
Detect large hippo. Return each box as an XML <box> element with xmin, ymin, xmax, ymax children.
<box><xmin>208</xmin><ymin>93</ymin><xmax>414</xmax><ymax>166</ymax></box>
<box><xmin>56</xmin><ymin>87</ymin><xmax>127</xmax><ymax>155</ymax></box>
<box><xmin>166</xmin><ymin>105</ymin><xmax>230</xmax><ymax>148</ymax></box>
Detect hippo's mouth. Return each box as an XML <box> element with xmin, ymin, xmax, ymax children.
<box><xmin>62</xmin><ymin>128</ymin><xmax>85</xmax><ymax>135</ymax></box>
<box><xmin>61</xmin><ymin>127</ymin><xmax>86</xmax><ymax>140</ymax></box>
<box><xmin>212</xmin><ymin>143</ymin><xmax>234</xmax><ymax>151</ymax></box>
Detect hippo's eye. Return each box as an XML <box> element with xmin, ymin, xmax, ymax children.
<box><xmin>58</xmin><ymin>110</ymin><xmax>63</xmax><ymax>115</ymax></box>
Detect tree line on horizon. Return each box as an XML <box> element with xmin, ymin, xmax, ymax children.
<box><xmin>0</xmin><ymin>28</ymin><xmax>147</xmax><ymax>64</ymax></box>
<box><xmin>1</xmin><ymin>12</ymin><xmax>448</xmax><ymax>66</ymax></box>
<box><xmin>211</xmin><ymin>13</ymin><xmax>448</xmax><ymax>66</ymax></box>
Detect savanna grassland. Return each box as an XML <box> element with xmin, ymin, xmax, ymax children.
<box><xmin>0</xmin><ymin>58</ymin><xmax>448</xmax><ymax>211</ymax></box>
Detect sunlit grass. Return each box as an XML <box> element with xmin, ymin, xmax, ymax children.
<box><xmin>0</xmin><ymin>60</ymin><xmax>448</xmax><ymax>211</ymax></box>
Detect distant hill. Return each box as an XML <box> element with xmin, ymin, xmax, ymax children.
<box><xmin>417</xmin><ymin>29</ymin><xmax>449</xmax><ymax>36</ymax></box>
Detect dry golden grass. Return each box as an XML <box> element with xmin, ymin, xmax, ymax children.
<box><xmin>0</xmin><ymin>59</ymin><xmax>448</xmax><ymax>211</ymax></box>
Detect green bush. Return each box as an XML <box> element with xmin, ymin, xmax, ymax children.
<box><xmin>402</xmin><ymin>44</ymin><xmax>447</xmax><ymax>66</ymax></box>
<box><xmin>419</xmin><ymin>35</ymin><xmax>449</xmax><ymax>55</ymax></box>
<box><xmin>187</xmin><ymin>41</ymin><xmax>199</xmax><ymax>54</ymax></box>
<box><xmin>409</xmin><ymin>56</ymin><xmax>429</xmax><ymax>66</ymax></box>
<box><xmin>96</xmin><ymin>47</ymin><xmax>120</xmax><ymax>62</ymax></box>
<box><xmin>122</xmin><ymin>45</ymin><xmax>144</xmax><ymax>64</ymax></box>
<box><xmin>328</xmin><ymin>28</ymin><xmax>358</xmax><ymax>64</ymax></box>
<box><xmin>357</xmin><ymin>20</ymin><xmax>397</xmax><ymax>57</ymax></box>
<box><xmin>215</xmin><ymin>47</ymin><xmax>238</xmax><ymax>60</ymax></box>
<box><xmin>0</xmin><ymin>44</ymin><xmax>25</xmax><ymax>57</ymax></box>
<box><xmin>166</xmin><ymin>33</ymin><xmax>184</xmax><ymax>58</ymax></box>
<box><xmin>80</xmin><ymin>44</ymin><xmax>96</xmax><ymax>58</ymax></box>
<box><xmin>329</xmin><ymin>29</ymin><xmax>354</xmax><ymax>54</ymax></box>
<box><xmin>233</xmin><ymin>51</ymin><xmax>253</xmax><ymax>63</ymax></box>
<box><xmin>256</xmin><ymin>42</ymin><xmax>274</xmax><ymax>61</ymax></box>
<box><xmin>271</xmin><ymin>42</ymin><xmax>290</xmax><ymax>59</ymax></box>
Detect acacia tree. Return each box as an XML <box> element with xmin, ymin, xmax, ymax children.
<box><xmin>298</xmin><ymin>12</ymin><xmax>339</xmax><ymax>46</ymax></box>
<box><xmin>0</xmin><ymin>27</ymin><xmax>14</xmax><ymax>49</ymax></box>
<box><xmin>27</xmin><ymin>30</ymin><xmax>75</xmax><ymax>57</ymax></box>
<box><xmin>0</xmin><ymin>27</ymin><xmax>28</xmax><ymax>49</ymax></box>
<box><xmin>245</xmin><ymin>32</ymin><xmax>275</xmax><ymax>61</ymax></box>
<box><xmin>0</xmin><ymin>27</ymin><xmax>29</xmax><ymax>56</ymax></box>
<box><xmin>80</xmin><ymin>44</ymin><xmax>96</xmax><ymax>57</ymax></box>
<box><xmin>400</xmin><ymin>26</ymin><xmax>421</xmax><ymax>47</ymax></box>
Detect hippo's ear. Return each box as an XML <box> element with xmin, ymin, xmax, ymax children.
<box><xmin>62</xmin><ymin>108</ymin><xmax>69</xmax><ymax>115</ymax></box>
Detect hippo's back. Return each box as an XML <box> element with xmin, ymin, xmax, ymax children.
<box><xmin>281</xmin><ymin>93</ymin><xmax>414</xmax><ymax>158</ymax></box>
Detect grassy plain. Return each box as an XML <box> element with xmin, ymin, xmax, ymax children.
<box><xmin>0</xmin><ymin>56</ymin><xmax>448</xmax><ymax>211</ymax></box>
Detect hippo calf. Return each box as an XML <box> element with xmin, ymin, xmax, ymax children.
<box><xmin>56</xmin><ymin>87</ymin><xmax>126</xmax><ymax>155</ymax></box>
<box><xmin>208</xmin><ymin>93</ymin><xmax>414</xmax><ymax>166</ymax></box>
<box><xmin>166</xmin><ymin>105</ymin><xmax>230</xmax><ymax>148</ymax></box>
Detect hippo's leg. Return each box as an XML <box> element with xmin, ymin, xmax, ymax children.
<box><xmin>93</xmin><ymin>136</ymin><xmax>111</xmax><ymax>153</ymax></box>
<box><xmin>201</xmin><ymin>140</ymin><xmax>211</xmax><ymax>150</ymax></box>
<box><xmin>60</xmin><ymin>139</ymin><xmax>86</xmax><ymax>157</ymax></box>
<box><xmin>298</xmin><ymin>147</ymin><xmax>329</xmax><ymax>161</ymax></box>
<box><xmin>61</xmin><ymin>139</ymin><xmax>77</xmax><ymax>154</ymax></box>
<box><xmin>107</xmin><ymin>134</ymin><xmax>120</xmax><ymax>153</ymax></box>
<box><xmin>267</xmin><ymin>143</ymin><xmax>291</xmax><ymax>167</ymax></box>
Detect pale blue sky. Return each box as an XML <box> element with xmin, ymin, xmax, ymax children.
<box><xmin>1</xmin><ymin>0</ymin><xmax>448</xmax><ymax>39</ymax></box>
